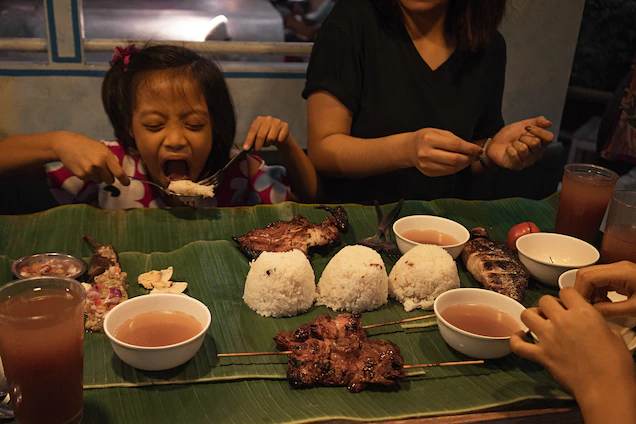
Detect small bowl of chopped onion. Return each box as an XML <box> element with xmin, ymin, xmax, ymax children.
<box><xmin>12</xmin><ymin>253</ymin><xmax>87</xmax><ymax>280</ymax></box>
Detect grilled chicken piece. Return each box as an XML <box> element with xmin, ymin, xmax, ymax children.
<box><xmin>233</xmin><ymin>206</ymin><xmax>348</xmax><ymax>260</ymax></box>
<box><xmin>286</xmin><ymin>337</ymin><xmax>404</xmax><ymax>392</ymax></box>
<box><xmin>274</xmin><ymin>313</ymin><xmax>366</xmax><ymax>350</ymax></box>
<box><xmin>461</xmin><ymin>227</ymin><xmax>529</xmax><ymax>302</ymax></box>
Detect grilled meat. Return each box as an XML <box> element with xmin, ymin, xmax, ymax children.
<box><xmin>287</xmin><ymin>337</ymin><xmax>404</xmax><ymax>392</ymax></box>
<box><xmin>233</xmin><ymin>206</ymin><xmax>348</xmax><ymax>260</ymax></box>
<box><xmin>82</xmin><ymin>235</ymin><xmax>128</xmax><ymax>332</ymax></box>
<box><xmin>460</xmin><ymin>227</ymin><xmax>529</xmax><ymax>302</ymax></box>
<box><xmin>274</xmin><ymin>313</ymin><xmax>366</xmax><ymax>350</ymax></box>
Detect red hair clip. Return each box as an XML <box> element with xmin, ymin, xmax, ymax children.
<box><xmin>110</xmin><ymin>45</ymin><xmax>138</xmax><ymax>71</ymax></box>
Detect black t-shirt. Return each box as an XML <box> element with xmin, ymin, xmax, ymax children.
<box><xmin>302</xmin><ymin>0</ymin><xmax>506</xmax><ymax>204</ymax></box>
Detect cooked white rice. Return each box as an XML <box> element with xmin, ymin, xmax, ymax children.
<box><xmin>388</xmin><ymin>244</ymin><xmax>459</xmax><ymax>312</ymax></box>
<box><xmin>243</xmin><ymin>250</ymin><xmax>316</xmax><ymax>318</ymax></box>
<box><xmin>316</xmin><ymin>245</ymin><xmax>388</xmax><ymax>313</ymax></box>
<box><xmin>168</xmin><ymin>180</ymin><xmax>215</xmax><ymax>198</ymax></box>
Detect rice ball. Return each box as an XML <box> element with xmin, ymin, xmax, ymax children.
<box><xmin>388</xmin><ymin>244</ymin><xmax>460</xmax><ymax>311</ymax></box>
<box><xmin>316</xmin><ymin>245</ymin><xmax>388</xmax><ymax>313</ymax></box>
<box><xmin>243</xmin><ymin>250</ymin><xmax>316</xmax><ymax>318</ymax></box>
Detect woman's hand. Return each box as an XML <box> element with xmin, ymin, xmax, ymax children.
<box><xmin>408</xmin><ymin>128</ymin><xmax>483</xmax><ymax>177</ymax></box>
<box><xmin>52</xmin><ymin>132</ymin><xmax>129</xmax><ymax>186</ymax></box>
<box><xmin>243</xmin><ymin>116</ymin><xmax>294</xmax><ymax>151</ymax></box>
<box><xmin>487</xmin><ymin>116</ymin><xmax>554</xmax><ymax>170</ymax></box>
<box><xmin>574</xmin><ymin>261</ymin><xmax>636</xmax><ymax>318</ymax></box>
<box><xmin>510</xmin><ymin>288</ymin><xmax>636</xmax><ymax>412</ymax></box>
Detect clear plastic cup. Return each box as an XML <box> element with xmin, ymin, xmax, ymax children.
<box><xmin>0</xmin><ymin>277</ymin><xmax>85</xmax><ymax>424</ymax></box>
<box><xmin>554</xmin><ymin>163</ymin><xmax>619</xmax><ymax>243</ymax></box>
<box><xmin>600</xmin><ymin>190</ymin><xmax>636</xmax><ymax>264</ymax></box>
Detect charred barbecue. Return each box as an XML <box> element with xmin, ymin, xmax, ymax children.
<box><xmin>460</xmin><ymin>227</ymin><xmax>529</xmax><ymax>302</ymax></box>
<box><xmin>276</xmin><ymin>313</ymin><xmax>404</xmax><ymax>392</ymax></box>
<box><xmin>286</xmin><ymin>337</ymin><xmax>404</xmax><ymax>392</ymax></box>
<box><xmin>233</xmin><ymin>206</ymin><xmax>349</xmax><ymax>260</ymax></box>
<box><xmin>274</xmin><ymin>313</ymin><xmax>366</xmax><ymax>350</ymax></box>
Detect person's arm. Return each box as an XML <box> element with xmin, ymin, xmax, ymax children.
<box><xmin>243</xmin><ymin>116</ymin><xmax>322</xmax><ymax>203</ymax></box>
<box><xmin>0</xmin><ymin>131</ymin><xmax>129</xmax><ymax>185</ymax></box>
<box><xmin>0</xmin><ymin>132</ymin><xmax>61</xmax><ymax>177</ymax></box>
<box><xmin>307</xmin><ymin>91</ymin><xmax>482</xmax><ymax>179</ymax></box>
<box><xmin>511</xmin><ymin>288</ymin><xmax>636</xmax><ymax>424</ymax></box>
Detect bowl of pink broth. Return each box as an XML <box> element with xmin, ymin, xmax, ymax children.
<box><xmin>104</xmin><ymin>294</ymin><xmax>211</xmax><ymax>371</ymax></box>
<box><xmin>434</xmin><ymin>288</ymin><xmax>527</xmax><ymax>359</ymax></box>
<box><xmin>393</xmin><ymin>215</ymin><xmax>469</xmax><ymax>259</ymax></box>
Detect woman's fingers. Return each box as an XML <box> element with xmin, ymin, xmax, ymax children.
<box><xmin>427</xmin><ymin>149</ymin><xmax>477</xmax><ymax>167</ymax></box>
<box><xmin>505</xmin><ymin>145</ymin><xmax>524</xmax><ymax>170</ymax></box>
<box><xmin>243</xmin><ymin>118</ymin><xmax>263</xmax><ymax>150</ymax></box>
<box><xmin>518</xmin><ymin>134</ymin><xmax>543</xmax><ymax>157</ymax></box>
<box><xmin>575</xmin><ymin>263</ymin><xmax>632</xmax><ymax>299</ymax></box>
<box><xmin>510</xmin><ymin>331</ymin><xmax>543</xmax><ymax>362</ymax></box>
<box><xmin>106</xmin><ymin>154</ymin><xmax>130</xmax><ymax>186</ymax></box>
<box><xmin>537</xmin><ymin>295</ymin><xmax>567</xmax><ymax>321</ymax></box>
<box><xmin>425</xmin><ymin>131</ymin><xmax>482</xmax><ymax>157</ymax></box>
<box><xmin>594</xmin><ymin>298</ymin><xmax>636</xmax><ymax>319</ymax></box>
<box><xmin>525</xmin><ymin>125</ymin><xmax>554</xmax><ymax>146</ymax></box>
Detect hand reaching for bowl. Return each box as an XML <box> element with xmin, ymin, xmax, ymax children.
<box><xmin>511</xmin><ymin>288</ymin><xmax>636</xmax><ymax>424</ymax></box>
<box><xmin>486</xmin><ymin>116</ymin><xmax>554</xmax><ymax>170</ymax></box>
<box><xmin>574</xmin><ymin>261</ymin><xmax>636</xmax><ymax>318</ymax></box>
<box><xmin>408</xmin><ymin>128</ymin><xmax>483</xmax><ymax>177</ymax></box>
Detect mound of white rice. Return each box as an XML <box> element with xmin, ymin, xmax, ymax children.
<box><xmin>388</xmin><ymin>245</ymin><xmax>459</xmax><ymax>312</ymax></box>
<box><xmin>168</xmin><ymin>180</ymin><xmax>215</xmax><ymax>198</ymax></box>
<box><xmin>316</xmin><ymin>245</ymin><xmax>388</xmax><ymax>313</ymax></box>
<box><xmin>243</xmin><ymin>250</ymin><xmax>315</xmax><ymax>318</ymax></box>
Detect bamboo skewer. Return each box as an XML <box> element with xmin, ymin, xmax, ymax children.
<box><xmin>218</xmin><ymin>314</ymin><xmax>438</xmax><ymax>358</ymax></box>
<box><xmin>217</xmin><ymin>351</ymin><xmax>291</xmax><ymax>357</ymax></box>
<box><xmin>361</xmin><ymin>314</ymin><xmax>436</xmax><ymax>329</ymax></box>
<box><xmin>403</xmin><ymin>360</ymin><xmax>484</xmax><ymax>369</ymax></box>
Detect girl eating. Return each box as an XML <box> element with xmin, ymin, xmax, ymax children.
<box><xmin>0</xmin><ymin>44</ymin><xmax>320</xmax><ymax>209</ymax></box>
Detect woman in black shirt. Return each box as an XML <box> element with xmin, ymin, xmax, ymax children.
<box><xmin>303</xmin><ymin>0</ymin><xmax>555</xmax><ymax>203</ymax></box>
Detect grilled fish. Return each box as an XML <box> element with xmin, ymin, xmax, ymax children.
<box><xmin>460</xmin><ymin>227</ymin><xmax>529</xmax><ymax>302</ymax></box>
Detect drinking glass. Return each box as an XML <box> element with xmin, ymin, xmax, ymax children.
<box><xmin>554</xmin><ymin>163</ymin><xmax>619</xmax><ymax>243</ymax></box>
<box><xmin>600</xmin><ymin>190</ymin><xmax>636</xmax><ymax>264</ymax></box>
<box><xmin>0</xmin><ymin>276</ymin><xmax>85</xmax><ymax>424</ymax></box>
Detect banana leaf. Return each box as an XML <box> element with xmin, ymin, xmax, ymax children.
<box><xmin>0</xmin><ymin>195</ymin><xmax>574</xmax><ymax>423</ymax></box>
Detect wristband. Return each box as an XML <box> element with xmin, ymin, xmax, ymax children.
<box><xmin>479</xmin><ymin>138</ymin><xmax>496</xmax><ymax>169</ymax></box>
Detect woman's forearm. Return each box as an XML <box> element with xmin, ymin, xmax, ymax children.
<box><xmin>278</xmin><ymin>135</ymin><xmax>323</xmax><ymax>203</ymax></box>
<box><xmin>307</xmin><ymin>132</ymin><xmax>413</xmax><ymax>179</ymax></box>
<box><xmin>0</xmin><ymin>131</ymin><xmax>62</xmax><ymax>177</ymax></box>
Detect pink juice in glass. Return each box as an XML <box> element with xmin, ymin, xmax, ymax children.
<box><xmin>0</xmin><ymin>278</ymin><xmax>85</xmax><ymax>424</ymax></box>
<box><xmin>554</xmin><ymin>164</ymin><xmax>618</xmax><ymax>243</ymax></box>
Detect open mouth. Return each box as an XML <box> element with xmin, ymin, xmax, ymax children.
<box><xmin>163</xmin><ymin>160</ymin><xmax>191</xmax><ymax>181</ymax></box>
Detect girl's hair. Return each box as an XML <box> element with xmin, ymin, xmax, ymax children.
<box><xmin>371</xmin><ymin>0</ymin><xmax>507</xmax><ymax>52</ymax></box>
<box><xmin>102</xmin><ymin>44</ymin><xmax>236</xmax><ymax>176</ymax></box>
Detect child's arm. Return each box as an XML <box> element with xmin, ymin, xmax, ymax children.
<box><xmin>243</xmin><ymin>116</ymin><xmax>322</xmax><ymax>203</ymax></box>
<box><xmin>0</xmin><ymin>131</ymin><xmax>130</xmax><ymax>185</ymax></box>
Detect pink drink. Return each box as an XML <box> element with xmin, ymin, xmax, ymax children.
<box><xmin>600</xmin><ymin>190</ymin><xmax>636</xmax><ymax>264</ymax></box>
<box><xmin>554</xmin><ymin>164</ymin><xmax>618</xmax><ymax>243</ymax></box>
<box><xmin>0</xmin><ymin>277</ymin><xmax>85</xmax><ymax>424</ymax></box>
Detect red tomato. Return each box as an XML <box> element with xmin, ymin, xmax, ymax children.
<box><xmin>507</xmin><ymin>222</ymin><xmax>540</xmax><ymax>251</ymax></box>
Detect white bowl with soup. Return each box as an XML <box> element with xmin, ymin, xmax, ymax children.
<box><xmin>393</xmin><ymin>215</ymin><xmax>469</xmax><ymax>259</ymax></box>
<box><xmin>516</xmin><ymin>233</ymin><xmax>599</xmax><ymax>286</ymax></box>
<box><xmin>434</xmin><ymin>288</ymin><xmax>527</xmax><ymax>359</ymax></box>
<box><xmin>104</xmin><ymin>294</ymin><xmax>211</xmax><ymax>371</ymax></box>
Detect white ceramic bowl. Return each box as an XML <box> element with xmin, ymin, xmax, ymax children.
<box><xmin>516</xmin><ymin>233</ymin><xmax>599</xmax><ymax>287</ymax></box>
<box><xmin>393</xmin><ymin>215</ymin><xmax>469</xmax><ymax>259</ymax></box>
<box><xmin>104</xmin><ymin>294</ymin><xmax>211</xmax><ymax>371</ymax></box>
<box><xmin>434</xmin><ymin>288</ymin><xmax>527</xmax><ymax>359</ymax></box>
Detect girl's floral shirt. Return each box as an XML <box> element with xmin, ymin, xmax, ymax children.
<box><xmin>45</xmin><ymin>140</ymin><xmax>291</xmax><ymax>209</ymax></box>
